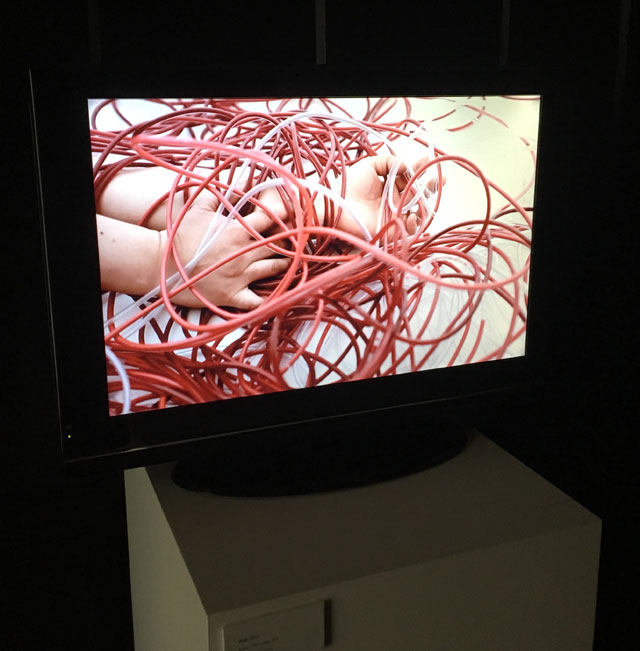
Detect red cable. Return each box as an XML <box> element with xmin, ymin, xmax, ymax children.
<box><xmin>93</xmin><ymin>97</ymin><xmax>536</xmax><ymax>413</ymax></box>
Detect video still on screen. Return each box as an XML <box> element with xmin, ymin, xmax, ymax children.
<box><xmin>90</xmin><ymin>95</ymin><xmax>540</xmax><ymax>415</ymax></box>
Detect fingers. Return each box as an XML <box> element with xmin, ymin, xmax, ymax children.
<box><xmin>244</xmin><ymin>186</ymin><xmax>292</xmax><ymax>233</ymax></box>
<box><xmin>370</xmin><ymin>153</ymin><xmax>403</xmax><ymax>178</ymax></box>
<box><xmin>245</xmin><ymin>256</ymin><xmax>291</xmax><ymax>283</ymax></box>
<box><xmin>255</xmin><ymin>186</ymin><xmax>291</xmax><ymax>221</ymax></box>
<box><xmin>406</xmin><ymin>213</ymin><xmax>419</xmax><ymax>235</ymax></box>
<box><xmin>242</xmin><ymin>236</ymin><xmax>286</xmax><ymax>264</ymax></box>
<box><xmin>391</xmin><ymin>155</ymin><xmax>446</xmax><ymax>196</ymax></box>
<box><xmin>229</xmin><ymin>256</ymin><xmax>292</xmax><ymax>310</ymax></box>
<box><xmin>427</xmin><ymin>170</ymin><xmax>446</xmax><ymax>192</ymax></box>
<box><xmin>406</xmin><ymin>156</ymin><xmax>446</xmax><ymax>192</ymax></box>
<box><xmin>369</xmin><ymin>154</ymin><xmax>437</xmax><ymax>192</ymax></box>
<box><xmin>230</xmin><ymin>287</ymin><xmax>264</xmax><ymax>311</ymax></box>
<box><xmin>244</xmin><ymin>207</ymin><xmax>278</xmax><ymax>234</ymax></box>
<box><xmin>369</xmin><ymin>153</ymin><xmax>425</xmax><ymax>178</ymax></box>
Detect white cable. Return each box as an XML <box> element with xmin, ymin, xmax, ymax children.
<box><xmin>105</xmin><ymin>345</ymin><xmax>131</xmax><ymax>414</ymax></box>
<box><xmin>106</xmin><ymin>107</ymin><xmax>439</xmax><ymax>333</ymax></box>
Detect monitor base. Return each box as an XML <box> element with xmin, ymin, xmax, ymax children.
<box><xmin>171</xmin><ymin>405</ymin><xmax>469</xmax><ymax>496</ymax></box>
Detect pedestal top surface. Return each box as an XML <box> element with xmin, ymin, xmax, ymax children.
<box><xmin>143</xmin><ymin>432</ymin><xmax>598</xmax><ymax>612</ymax></box>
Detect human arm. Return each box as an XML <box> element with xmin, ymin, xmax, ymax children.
<box><xmin>96</xmin><ymin>168</ymin><xmax>290</xmax><ymax>309</ymax></box>
<box><xmin>95</xmin><ymin>164</ymin><xmax>217</xmax><ymax>231</ymax></box>
<box><xmin>97</xmin><ymin>213</ymin><xmax>162</xmax><ymax>296</ymax></box>
<box><xmin>258</xmin><ymin>153</ymin><xmax>440</xmax><ymax>240</ymax></box>
<box><xmin>96</xmin><ymin>153</ymin><xmax>436</xmax><ymax>308</ymax></box>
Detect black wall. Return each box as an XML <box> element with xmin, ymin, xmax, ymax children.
<box><xmin>2</xmin><ymin>2</ymin><xmax>636</xmax><ymax>648</ymax></box>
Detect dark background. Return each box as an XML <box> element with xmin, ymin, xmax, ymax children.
<box><xmin>2</xmin><ymin>1</ymin><xmax>637</xmax><ymax>648</ymax></box>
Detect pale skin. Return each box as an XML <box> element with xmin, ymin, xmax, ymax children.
<box><xmin>97</xmin><ymin>154</ymin><xmax>437</xmax><ymax>310</ymax></box>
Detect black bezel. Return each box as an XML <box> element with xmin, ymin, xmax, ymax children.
<box><xmin>30</xmin><ymin>63</ymin><xmax>566</xmax><ymax>470</ymax></box>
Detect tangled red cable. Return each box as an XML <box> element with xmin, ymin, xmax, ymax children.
<box><xmin>91</xmin><ymin>96</ymin><xmax>537</xmax><ymax>415</ymax></box>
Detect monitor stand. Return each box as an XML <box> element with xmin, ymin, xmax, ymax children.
<box><xmin>171</xmin><ymin>405</ymin><xmax>469</xmax><ymax>496</ymax></box>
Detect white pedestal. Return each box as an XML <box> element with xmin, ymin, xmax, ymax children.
<box><xmin>124</xmin><ymin>432</ymin><xmax>601</xmax><ymax>651</ymax></box>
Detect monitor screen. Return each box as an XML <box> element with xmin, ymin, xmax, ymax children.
<box><xmin>30</xmin><ymin>65</ymin><xmax>546</xmax><ymax>485</ymax></box>
<box><xmin>90</xmin><ymin>95</ymin><xmax>538</xmax><ymax>417</ymax></box>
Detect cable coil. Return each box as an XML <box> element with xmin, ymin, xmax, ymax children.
<box><xmin>90</xmin><ymin>96</ymin><xmax>537</xmax><ymax>414</ymax></box>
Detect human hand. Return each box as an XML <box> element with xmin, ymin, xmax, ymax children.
<box><xmin>246</xmin><ymin>154</ymin><xmax>442</xmax><ymax>243</ymax></box>
<box><xmin>335</xmin><ymin>153</ymin><xmax>441</xmax><ymax>238</ymax></box>
<box><xmin>162</xmin><ymin>195</ymin><xmax>291</xmax><ymax>310</ymax></box>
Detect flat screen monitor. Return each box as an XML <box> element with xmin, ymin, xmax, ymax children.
<box><xmin>30</xmin><ymin>65</ymin><xmax>546</xmax><ymax>495</ymax></box>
